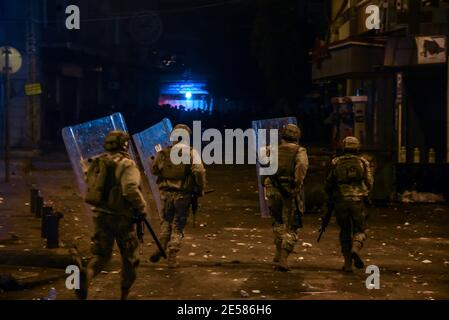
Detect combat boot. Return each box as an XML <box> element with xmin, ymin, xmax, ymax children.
<box><xmin>274</xmin><ymin>249</ymin><xmax>290</xmax><ymax>272</ymax></box>
<box><xmin>121</xmin><ymin>287</ymin><xmax>130</xmax><ymax>300</ymax></box>
<box><xmin>75</xmin><ymin>268</ymin><xmax>89</xmax><ymax>300</ymax></box>
<box><xmin>351</xmin><ymin>240</ymin><xmax>364</xmax><ymax>269</ymax></box>
<box><xmin>342</xmin><ymin>253</ymin><xmax>353</xmax><ymax>272</ymax></box>
<box><xmin>273</xmin><ymin>242</ymin><xmax>282</xmax><ymax>263</ymax></box>
<box><xmin>167</xmin><ymin>250</ymin><xmax>179</xmax><ymax>269</ymax></box>
<box><xmin>150</xmin><ymin>237</ymin><xmax>169</xmax><ymax>263</ymax></box>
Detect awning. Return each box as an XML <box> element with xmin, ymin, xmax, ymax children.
<box><xmin>312</xmin><ymin>40</ymin><xmax>385</xmax><ymax>81</ymax></box>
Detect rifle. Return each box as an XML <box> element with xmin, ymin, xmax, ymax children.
<box><xmin>191</xmin><ymin>189</ymin><xmax>215</xmax><ymax>227</ymax></box>
<box><xmin>134</xmin><ymin>211</ymin><xmax>167</xmax><ymax>259</ymax></box>
<box><xmin>136</xmin><ymin>220</ymin><xmax>144</xmax><ymax>255</ymax></box>
<box><xmin>317</xmin><ymin>201</ymin><xmax>334</xmax><ymax>242</ymax></box>
<box><xmin>293</xmin><ymin>195</ymin><xmax>303</xmax><ymax>229</ymax></box>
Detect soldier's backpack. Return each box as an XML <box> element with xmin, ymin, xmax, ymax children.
<box><xmin>276</xmin><ymin>143</ymin><xmax>301</xmax><ymax>179</ymax></box>
<box><xmin>159</xmin><ymin>146</ymin><xmax>191</xmax><ymax>180</ymax></box>
<box><xmin>84</xmin><ymin>154</ymin><xmax>120</xmax><ymax>207</ymax></box>
<box><xmin>334</xmin><ymin>155</ymin><xmax>365</xmax><ymax>184</ymax></box>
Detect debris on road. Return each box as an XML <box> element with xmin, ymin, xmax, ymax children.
<box><xmin>240</xmin><ymin>290</ymin><xmax>249</xmax><ymax>298</ymax></box>
<box><xmin>401</xmin><ymin>191</ymin><xmax>445</xmax><ymax>203</ymax></box>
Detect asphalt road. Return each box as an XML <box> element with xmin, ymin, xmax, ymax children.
<box><xmin>1</xmin><ymin>164</ymin><xmax>448</xmax><ymax>300</ymax></box>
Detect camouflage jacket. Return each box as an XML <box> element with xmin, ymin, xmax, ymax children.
<box><xmin>150</xmin><ymin>143</ymin><xmax>206</xmax><ymax>194</ymax></box>
<box><xmin>325</xmin><ymin>153</ymin><xmax>373</xmax><ymax>202</ymax></box>
<box><xmin>86</xmin><ymin>152</ymin><xmax>147</xmax><ymax>216</ymax></box>
<box><xmin>262</xmin><ymin>142</ymin><xmax>309</xmax><ymax>212</ymax></box>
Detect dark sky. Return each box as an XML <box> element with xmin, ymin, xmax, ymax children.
<box><xmin>157</xmin><ymin>0</ymin><xmax>279</xmax><ymax>100</ymax></box>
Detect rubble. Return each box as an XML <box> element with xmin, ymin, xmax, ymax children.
<box><xmin>401</xmin><ymin>191</ymin><xmax>445</xmax><ymax>203</ymax></box>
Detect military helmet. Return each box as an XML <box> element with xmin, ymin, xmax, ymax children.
<box><xmin>342</xmin><ymin>136</ymin><xmax>360</xmax><ymax>151</ymax></box>
<box><xmin>173</xmin><ymin>124</ymin><xmax>192</xmax><ymax>136</ymax></box>
<box><xmin>104</xmin><ymin>130</ymin><xmax>130</xmax><ymax>151</ymax></box>
<box><xmin>280</xmin><ymin>123</ymin><xmax>301</xmax><ymax>142</ymax></box>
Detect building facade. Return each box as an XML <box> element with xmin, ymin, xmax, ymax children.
<box><xmin>312</xmin><ymin>0</ymin><xmax>449</xmax><ymax>199</ymax></box>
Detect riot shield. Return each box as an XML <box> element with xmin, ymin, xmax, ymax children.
<box><xmin>62</xmin><ymin>113</ymin><xmax>132</xmax><ymax>198</ymax></box>
<box><xmin>132</xmin><ymin>118</ymin><xmax>173</xmax><ymax>215</ymax></box>
<box><xmin>252</xmin><ymin>117</ymin><xmax>298</xmax><ymax>218</ymax></box>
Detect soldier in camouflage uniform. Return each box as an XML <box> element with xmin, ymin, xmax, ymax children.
<box><xmin>76</xmin><ymin>131</ymin><xmax>147</xmax><ymax>300</ymax></box>
<box><xmin>325</xmin><ymin>136</ymin><xmax>373</xmax><ymax>272</ymax></box>
<box><xmin>262</xmin><ymin>124</ymin><xmax>309</xmax><ymax>272</ymax></box>
<box><xmin>150</xmin><ymin>124</ymin><xmax>206</xmax><ymax>268</ymax></box>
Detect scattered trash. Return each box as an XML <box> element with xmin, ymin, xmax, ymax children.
<box><xmin>240</xmin><ymin>290</ymin><xmax>249</xmax><ymax>298</ymax></box>
<box><xmin>401</xmin><ymin>191</ymin><xmax>444</xmax><ymax>203</ymax></box>
<box><xmin>0</xmin><ymin>245</ymin><xmax>5</xmax><ymax>248</ymax></box>
<box><xmin>422</xmin><ymin>260</ymin><xmax>432</xmax><ymax>264</ymax></box>
<box><xmin>188</xmin><ymin>252</ymin><xmax>196</xmax><ymax>256</ymax></box>
<box><xmin>302</xmin><ymin>242</ymin><xmax>312</xmax><ymax>248</ymax></box>
<box><xmin>251</xmin><ymin>290</ymin><xmax>261</xmax><ymax>294</ymax></box>
<box><xmin>404</xmin><ymin>222</ymin><xmax>410</xmax><ymax>226</ymax></box>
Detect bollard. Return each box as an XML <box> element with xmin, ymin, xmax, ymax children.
<box><xmin>46</xmin><ymin>211</ymin><xmax>63</xmax><ymax>249</ymax></box>
<box><xmin>30</xmin><ymin>187</ymin><xmax>39</xmax><ymax>215</ymax></box>
<box><xmin>41</xmin><ymin>206</ymin><xmax>53</xmax><ymax>239</ymax></box>
<box><xmin>35</xmin><ymin>195</ymin><xmax>43</xmax><ymax>218</ymax></box>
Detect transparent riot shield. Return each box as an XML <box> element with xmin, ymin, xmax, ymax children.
<box><xmin>132</xmin><ymin>118</ymin><xmax>173</xmax><ymax>215</ymax></box>
<box><xmin>61</xmin><ymin>113</ymin><xmax>133</xmax><ymax>198</ymax></box>
<box><xmin>252</xmin><ymin>117</ymin><xmax>298</xmax><ymax>218</ymax></box>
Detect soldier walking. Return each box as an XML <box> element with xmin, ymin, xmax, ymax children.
<box><xmin>324</xmin><ymin>136</ymin><xmax>373</xmax><ymax>272</ymax></box>
<box><xmin>76</xmin><ymin>131</ymin><xmax>147</xmax><ymax>300</ymax></box>
<box><xmin>262</xmin><ymin>124</ymin><xmax>309</xmax><ymax>272</ymax></box>
<box><xmin>149</xmin><ymin>124</ymin><xmax>206</xmax><ymax>268</ymax></box>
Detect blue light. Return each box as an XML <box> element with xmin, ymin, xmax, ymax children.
<box><xmin>185</xmin><ymin>91</ymin><xmax>192</xmax><ymax>99</ymax></box>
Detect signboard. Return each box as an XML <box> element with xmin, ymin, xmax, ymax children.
<box><xmin>25</xmin><ymin>83</ymin><xmax>42</xmax><ymax>96</ymax></box>
<box><xmin>416</xmin><ymin>36</ymin><xmax>447</xmax><ymax>64</ymax></box>
<box><xmin>0</xmin><ymin>46</ymin><xmax>22</xmax><ymax>74</ymax></box>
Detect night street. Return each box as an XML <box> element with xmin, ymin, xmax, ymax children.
<box><xmin>1</xmin><ymin>161</ymin><xmax>448</xmax><ymax>300</ymax></box>
<box><xmin>1</xmin><ymin>0</ymin><xmax>449</xmax><ymax>306</ymax></box>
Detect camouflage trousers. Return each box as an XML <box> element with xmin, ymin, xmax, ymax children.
<box><xmin>267</xmin><ymin>189</ymin><xmax>301</xmax><ymax>253</ymax></box>
<box><xmin>334</xmin><ymin>200</ymin><xmax>367</xmax><ymax>255</ymax></box>
<box><xmin>87</xmin><ymin>212</ymin><xmax>139</xmax><ymax>290</ymax></box>
<box><xmin>159</xmin><ymin>191</ymin><xmax>191</xmax><ymax>254</ymax></box>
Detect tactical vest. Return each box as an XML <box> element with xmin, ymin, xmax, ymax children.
<box><xmin>85</xmin><ymin>153</ymin><xmax>128</xmax><ymax>211</ymax></box>
<box><xmin>159</xmin><ymin>146</ymin><xmax>191</xmax><ymax>180</ymax></box>
<box><xmin>276</xmin><ymin>143</ymin><xmax>300</xmax><ymax>179</ymax></box>
<box><xmin>333</xmin><ymin>155</ymin><xmax>368</xmax><ymax>198</ymax></box>
<box><xmin>334</xmin><ymin>155</ymin><xmax>365</xmax><ymax>184</ymax></box>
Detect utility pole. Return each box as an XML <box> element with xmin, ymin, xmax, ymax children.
<box><xmin>3</xmin><ymin>47</ymin><xmax>11</xmax><ymax>182</ymax></box>
<box><xmin>26</xmin><ymin>4</ymin><xmax>40</xmax><ymax>149</ymax></box>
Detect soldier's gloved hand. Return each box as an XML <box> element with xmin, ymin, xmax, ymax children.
<box><xmin>133</xmin><ymin>211</ymin><xmax>146</xmax><ymax>223</ymax></box>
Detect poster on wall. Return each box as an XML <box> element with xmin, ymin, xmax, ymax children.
<box><xmin>415</xmin><ymin>36</ymin><xmax>447</xmax><ymax>64</ymax></box>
